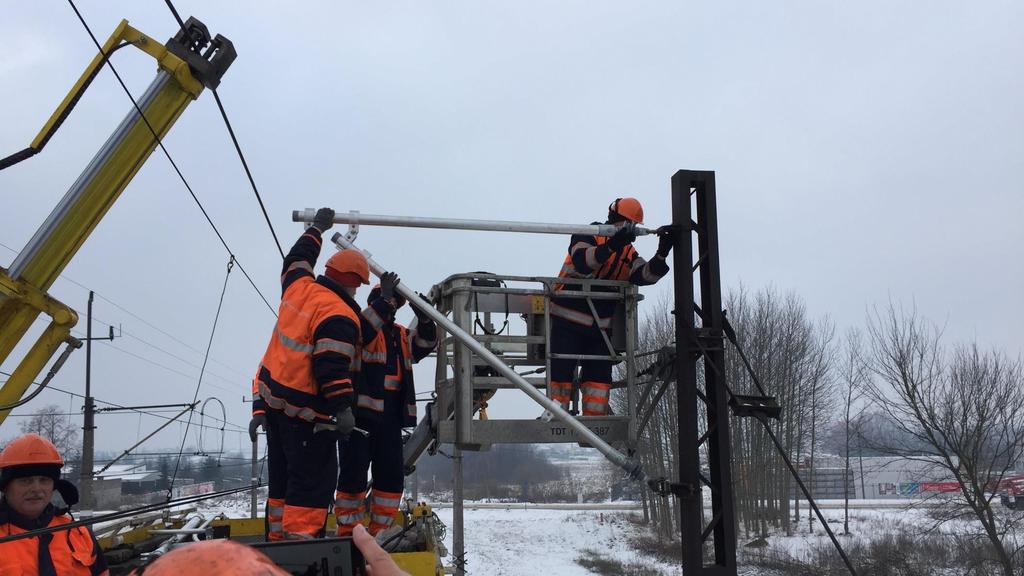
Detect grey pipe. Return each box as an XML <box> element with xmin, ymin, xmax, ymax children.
<box><xmin>296</xmin><ymin>210</ymin><xmax>655</xmax><ymax>237</ymax></box>
<box><xmin>330</xmin><ymin>232</ymin><xmax>643</xmax><ymax>480</ymax></box>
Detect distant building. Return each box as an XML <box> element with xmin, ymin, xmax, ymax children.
<box><xmin>817</xmin><ymin>455</ymin><xmax>958</xmax><ymax>499</ymax></box>
<box><xmin>95</xmin><ymin>463</ymin><xmax>162</xmax><ymax>494</ymax></box>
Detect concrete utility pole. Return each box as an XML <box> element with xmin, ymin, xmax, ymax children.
<box><xmin>79</xmin><ymin>291</ymin><xmax>115</xmax><ymax>510</ymax></box>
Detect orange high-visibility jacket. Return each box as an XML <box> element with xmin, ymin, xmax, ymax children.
<box><xmin>0</xmin><ymin>503</ymin><xmax>108</xmax><ymax>575</ymax></box>
<box><xmin>551</xmin><ymin>224</ymin><xmax>669</xmax><ymax>328</ymax></box>
<box><xmin>252</xmin><ymin>228</ymin><xmax>363</xmax><ymax>423</ymax></box>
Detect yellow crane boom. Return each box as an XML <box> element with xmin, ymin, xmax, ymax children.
<box><xmin>0</xmin><ymin>17</ymin><xmax>234</xmax><ymax>425</ymax></box>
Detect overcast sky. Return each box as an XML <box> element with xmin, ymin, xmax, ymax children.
<box><xmin>2</xmin><ymin>1</ymin><xmax>1021</xmax><ymax>458</ymax></box>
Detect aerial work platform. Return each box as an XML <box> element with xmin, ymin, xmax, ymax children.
<box><xmin>428</xmin><ymin>271</ymin><xmax>640</xmax><ymax>448</ymax></box>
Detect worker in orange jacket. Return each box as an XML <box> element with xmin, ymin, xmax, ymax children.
<box><xmin>247</xmin><ymin>208</ymin><xmax>397</xmax><ymax>540</ymax></box>
<box><xmin>335</xmin><ymin>287</ymin><xmax>437</xmax><ymax>537</ymax></box>
<box><xmin>0</xmin><ymin>433</ymin><xmax>109</xmax><ymax>575</ymax></box>
<box><xmin>547</xmin><ymin>198</ymin><xmax>673</xmax><ymax>417</ymax></box>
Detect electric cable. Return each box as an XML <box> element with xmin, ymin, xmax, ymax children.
<box><xmin>168</xmin><ymin>256</ymin><xmax>234</xmax><ymax>498</ymax></box>
<box><xmin>0</xmin><ymin>483</ymin><xmax>260</xmax><ymax>545</ymax></box>
<box><xmin>0</xmin><ymin>373</ymin><xmax>249</xmax><ymax>435</ymax></box>
<box><xmin>209</xmin><ymin>89</ymin><xmax>284</xmax><ymax>259</ymax></box>
<box><xmin>64</xmin><ymin>0</ymin><xmax>277</xmax><ymax>317</ymax></box>
<box><xmin>0</xmin><ymin>241</ymin><xmax>250</xmax><ymax>381</ymax></box>
<box><xmin>161</xmin><ymin>0</ymin><xmax>285</xmax><ymax>259</ymax></box>
<box><xmin>77</xmin><ymin>333</ymin><xmax>242</xmax><ymax>397</ymax></box>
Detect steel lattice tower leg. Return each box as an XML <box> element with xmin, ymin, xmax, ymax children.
<box><xmin>671</xmin><ymin>170</ymin><xmax>738</xmax><ymax>575</ymax></box>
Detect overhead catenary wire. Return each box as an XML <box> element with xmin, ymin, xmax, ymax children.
<box><xmin>158</xmin><ymin>0</ymin><xmax>278</xmax><ymax>488</ymax></box>
<box><xmin>71</xmin><ymin>332</ymin><xmax>244</xmax><ymax>398</ymax></box>
<box><xmin>1</xmin><ymin>239</ymin><xmax>250</xmax><ymax>382</ymax></box>
<box><xmin>0</xmin><ymin>370</ymin><xmax>248</xmax><ymax>434</ymax></box>
<box><xmin>160</xmin><ymin>0</ymin><xmax>285</xmax><ymax>260</ymax></box>
<box><xmin>209</xmin><ymin>89</ymin><xmax>284</xmax><ymax>259</ymax></box>
<box><xmin>168</xmin><ymin>256</ymin><xmax>234</xmax><ymax>498</ymax></box>
<box><xmin>63</xmin><ymin>0</ymin><xmax>277</xmax><ymax>318</ymax></box>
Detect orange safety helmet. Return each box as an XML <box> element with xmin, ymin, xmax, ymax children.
<box><xmin>609</xmin><ymin>197</ymin><xmax>644</xmax><ymax>224</ymax></box>
<box><xmin>130</xmin><ymin>540</ymin><xmax>289</xmax><ymax>575</ymax></box>
<box><xmin>0</xmin><ymin>433</ymin><xmax>63</xmax><ymax>468</ymax></box>
<box><xmin>325</xmin><ymin>249</ymin><xmax>370</xmax><ymax>285</ymax></box>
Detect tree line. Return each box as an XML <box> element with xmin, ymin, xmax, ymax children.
<box><xmin>624</xmin><ymin>286</ymin><xmax>1024</xmax><ymax>575</ymax></box>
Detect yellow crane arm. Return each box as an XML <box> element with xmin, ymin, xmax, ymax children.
<box><xmin>0</xmin><ymin>17</ymin><xmax>235</xmax><ymax>426</ymax></box>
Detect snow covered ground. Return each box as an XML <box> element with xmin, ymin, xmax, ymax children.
<box><xmin>194</xmin><ymin>492</ymin><xmax>1018</xmax><ymax>575</ymax></box>
<box><xmin>433</xmin><ymin>507</ymin><xmax>680</xmax><ymax>576</ymax></box>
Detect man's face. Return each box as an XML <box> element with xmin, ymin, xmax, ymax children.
<box><xmin>5</xmin><ymin>475</ymin><xmax>54</xmax><ymax>519</ymax></box>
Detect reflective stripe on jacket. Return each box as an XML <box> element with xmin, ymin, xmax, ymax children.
<box><xmin>256</xmin><ymin>277</ymin><xmax>361</xmax><ymax>423</ymax></box>
<box><xmin>357</xmin><ymin>320</ymin><xmax>436</xmax><ymax>426</ymax></box>
<box><xmin>551</xmin><ymin>227</ymin><xmax>668</xmax><ymax>326</ymax></box>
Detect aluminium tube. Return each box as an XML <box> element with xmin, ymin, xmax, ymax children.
<box><xmin>297</xmin><ymin>210</ymin><xmax>654</xmax><ymax>237</ymax></box>
<box><xmin>147</xmin><ymin>514</ymin><xmax>203</xmax><ymax>558</ymax></box>
<box><xmin>330</xmin><ymin>232</ymin><xmax>644</xmax><ymax>480</ymax></box>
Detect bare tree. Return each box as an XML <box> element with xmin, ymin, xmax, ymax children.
<box><xmin>804</xmin><ymin>317</ymin><xmax>836</xmax><ymax>534</ymax></box>
<box><xmin>17</xmin><ymin>404</ymin><xmax>80</xmax><ymax>461</ymax></box>
<box><xmin>618</xmin><ymin>291</ymin><xmax>678</xmax><ymax>538</ymax></box>
<box><xmin>865</xmin><ymin>302</ymin><xmax>1024</xmax><ymax>576</ymax></box>
<box><xmin>836</xmin><ymin>327</ymin><xmax>868</xmax><ymax>535</ymax></box>
<box><xmin>725</xmin><ymin>287</ymin><xmax>836</xmax><ymax>538</ymax></box>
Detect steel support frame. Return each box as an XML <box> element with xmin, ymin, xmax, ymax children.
<box><xmin>672</xmin><ymin>170</ymin><xmax>737</xmax><ymax>574</ymax></box>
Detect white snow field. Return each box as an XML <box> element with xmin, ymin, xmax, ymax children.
<box><xmin>433</xmin><ymin>506</ymin><xmax>681</xmax><ymax>576</ymax></box>
<box><xmin>196</xmin><ymin>494</ymin><xmax>1017</xmax><ymax>575</ymax></box>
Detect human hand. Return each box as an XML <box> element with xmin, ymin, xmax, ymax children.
<box><xmin>606</xmin><ymin>222</ymin><xmax>637</xmax><ymax>250</ymax></box>
<box><xmin>312</xmin><ymin>207</ymin><xmax>335</xmax><ymax>232</ymax></box>
<box><xmin>248</xmin><ymin>414</ymin><xmax>266</xmax><ymax>442</ymax></box>
<box><xmin>380</xmin><ymin>271</ymin><xmax>400</xmax><ymax>301</ymax></box>
<box><xmin>656</xmin><ymin>225</ymin><xmax>677</xmax><ymax>257</ymax></box>
<box><xmin>352</xmin><ymin>524</ymin><xmax>411</xmax><ymax>576</ymax></box>
<box><xmin>412</xmin><ymin>293</ymin><xmax>433</xmax><ymax>321</ymax></box>
<box><xmin>335</xmin><ymin>407</ymin><xmax>355</xmax><ymax>442</ymax></box>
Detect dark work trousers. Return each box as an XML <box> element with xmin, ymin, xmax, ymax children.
<box><xmin>337</xmin><ymin>416</ymin><xmax>404</xmax><ymax>494</ymax></box>
<box><xmin>549</xmin><ymin>317</ymin><xmax>615</xmax><ymax>415</ymax></box>
<box><xmin>265</xmin><ymin>408</ymin><xmax>338</xmax><ymax>539</ymax></box>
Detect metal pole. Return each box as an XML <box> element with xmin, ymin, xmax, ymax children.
<box><xmin>694</xmin><ymin>172</ymin><xmax>738</xmax><ymax>569</ymax></box>
<box><xmin>297</xmin><ymin>210</ymin><xmax>655</xmax><ymax>237</ymax></box>
<box><xmin>250</xmin><ymin>437</ymin><xmax>258</xmax><ymax>519</ymax></box>
<box><xmin>94</xmin><ymin>404</ymin><xmax>195</xmax><ymax>476</ymax></box>
<box><xmin>81</xmin><ymin>291</ymin><xmax>95</xmax><ymax>510</ymax></box>
<box><xmin>330</xmin><ymin>233</ymin><xmax>643</xmax><ymax>479</ymax></box>
<box><xmin>453</xmin><ymin>446</ymin><xmax>465</xmax><ymax>576</ymax></box>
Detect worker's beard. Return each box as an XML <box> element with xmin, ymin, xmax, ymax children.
<box><xmin>343</xmin><ymin>286</ymin><xmax>358</xmax><ymax>298</ymax></box>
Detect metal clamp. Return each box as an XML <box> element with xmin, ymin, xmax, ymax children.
<box><xmin>344</xmin><ymin>210</ymin><xmax>360</xmax><ymax>243</ymax></box>
<box><xmin>648</xmin><ymin>477</ymin><xmax>698</xmax><ymax>499</ymax></box>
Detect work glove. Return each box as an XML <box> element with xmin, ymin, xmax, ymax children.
<box><xmin>656</xmin><ymin>225</ymin><xmax>677</xmax><ymax>258</ymax></box>
<box><xmin>248</xmin><ymin>414</ymin><xmax>267</xmax><ymax>443</ymax></box>
<box><xmin>606</xmin><ymin>222</ymin><xmax>637</xmax><ymax>251</ymax></box>
<box><xmin>336</xmin><ymin>407</ymin><xmax>356</xmax><ymax>442</ymax></box>
<box><xmin>380</xmin><ymin>271</ymin><xmax>400</xmax><ymax>302</ymax></box>
<box><xmin>413</xmin><ymin>293</ymin><xmax>434</xmax><ymax>321</ymax></box>
<box><xmin>312</xmin><ymin>207</ymin><xmax>335</xmax><ymax>233</ymax></box>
